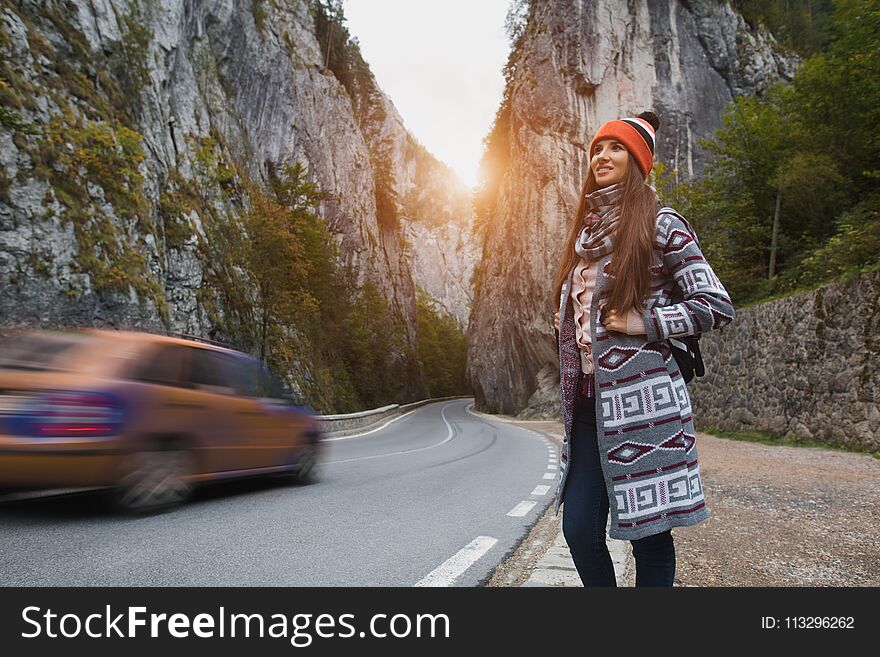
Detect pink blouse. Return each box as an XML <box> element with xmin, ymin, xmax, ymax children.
<box><xmin>570</xmin><ymin>257</ymin><xmax>647</xmax><ymax>374</ymax></box>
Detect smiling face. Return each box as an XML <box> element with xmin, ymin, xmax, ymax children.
<box><xmin>590</xmin><ymin>138</ymin><xmax>629</xmax><ymax>186</ymax></box>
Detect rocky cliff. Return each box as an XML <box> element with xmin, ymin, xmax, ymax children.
<box><xmin>466</xmin><ymin>0</ymin><xmax>800</xmax><ymax>414</ymax></box>
<box><xmin>0</xmin><ymin>0</ymin><xmax>477</xmax><ymax>402</ymax></box>
<box><xmin>402</xmin><ymin>213</ymin><xmax>478</xmax><ymax>330</ymax></box>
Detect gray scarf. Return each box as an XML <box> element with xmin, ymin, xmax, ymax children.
<box><xmin>574</xmin><ymin>182</ymin><xmax>623</xmax><ymax>261</ymax></box>
<box><xmin>574</xmin><ymin>182</ymin><xmax>661</xmax><ymax>260</ymax></box>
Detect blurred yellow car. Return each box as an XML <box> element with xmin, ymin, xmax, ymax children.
<box><xmin>0</xmin><ymin>329</ymin><xmax>322</xmax><ymax>511</ymax></box>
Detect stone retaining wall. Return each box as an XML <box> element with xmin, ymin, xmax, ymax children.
<box><xmin>691</xmin><ymin>271</ymin><xmax>879</xmax><ymax>452</ymax></box>
<box><xmin>317</xmin><ymin>396</ymin><xmax>472</xmax><ymax>438</ymax></box>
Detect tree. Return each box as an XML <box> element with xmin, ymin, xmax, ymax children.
<box><xmin>415</xmin><ymin>290</ymin><xmax>470</xmax><ymax>397</ymax></box>
<box><xmin>694</xmin><ymin>88</ymin><xmax>794</xmax><ymax>293</ymax></box>
<box><xmin>732</xmin><ymin>0</ymin><xmax>835</xmax><ymax>56</ymax></box>
<box><xmin>242</xmin><ymin>163</ymin><xmax>324</xmax><ymax>365</ymax></box>
<box><xmin>338</xmin><ymin>281</ymin><xmax>413</xmax><ymax>409</ymax></box>
<box><xmin>789</xmin><ymin>0</ymin><xmax>880</xmax><ymax>192</ymax></box>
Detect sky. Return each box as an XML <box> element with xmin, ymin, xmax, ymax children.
<box><xmin>342</xmin><ymin>0</ymin><xmax>513</xmax><ymax>189</ymax></box>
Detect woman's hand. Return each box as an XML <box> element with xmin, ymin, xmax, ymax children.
<box><xmin>600</xmin><ymin>306</ymin><xmax>629</xmax><ymax>334</ymax></box>
<box><xmin>600</xmin><ymin>305</ymin><xmax>648</xmax><ymax>336</ymax></box>
<box><xmin>554</xmin><ymin>310</ymin><xmax>560</xmax><ymax>332</ymax></box>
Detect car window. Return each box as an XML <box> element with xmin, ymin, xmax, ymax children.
<box><xmin>231</xmin><ymin>356</ymin><xmax>264</xmax><ymax>397</ymax></box>
<box><xmin>0</xmin><ymin>332</ymin><xmax>92</xmax><ymax>371</ymax></box>
<box><xmin>262</xmin><ymin>366</ymin><xmax>292</xmax><ymax>400</ymax></box>
<box><xmin>231</xmin><ymin>356</ymin><xmax>291</xmax><ymax>400</ymax></box>
<box><xmin>131</xmin><ymin>346</ymin><xmax>187</xmax><ymax>386</ymax></box>
<box><xmin>186</xmin><ymin>348</ymin><xmax>233</xmax><ymax>390</ymax></box>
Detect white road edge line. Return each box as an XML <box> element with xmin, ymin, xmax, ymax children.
<box><xmin>507</xmin><ymin>501</ymin><xmax>537</xmax><ymax>517</ymax></box>
<box><xmin>414</xmin><ymin>536</ymin><xmax>498</xmax><ymax>587</ymax></box>
<box><xmin>324</xmin><ymin>403</ymin><xmax>456</xmax><ymax>465</ymax></box>
<box><xmin>530</xmin><ymin>485</ymin><xmax>551</xmax><ymax>496</ymax></box>
<box><xmin>543</xmin><ymin>473</ymin><xmax>556</xmax><ymax>479</ymax></box>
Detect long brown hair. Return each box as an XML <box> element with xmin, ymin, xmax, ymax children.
<box><xmin>552</xmin><ymin>155</ymin><xmax>658</xmax><ymax>315</ymax></box>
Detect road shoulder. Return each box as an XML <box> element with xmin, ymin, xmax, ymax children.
<box><xmin>467</xmin><ymin>406</ymin><xmax>634</xmax><ymax>587</ymax></box>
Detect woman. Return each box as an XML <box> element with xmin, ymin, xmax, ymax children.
<box><xmin>551</xmin><ymin>111</ymin><xmax>735</xmax><ymax>586</ymax></box>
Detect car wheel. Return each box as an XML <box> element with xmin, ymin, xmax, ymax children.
<box><xmin>114</xmin><ymin>449</ymin><xmax>195</xmax><ymax>513</ymax></box>
<box><xmin>282</xmin><ymin>441</ymin><xmax>319</xmax><ymax>485</ymax></box>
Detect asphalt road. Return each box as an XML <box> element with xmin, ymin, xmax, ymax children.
<box><xmin>0</xmin><ymin>398</ymin><xmax>558</xmax><ymax>586</ymax></box>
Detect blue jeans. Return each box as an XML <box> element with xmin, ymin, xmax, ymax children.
<box><xmin>562</xmin><ymin>392</ymin><xmax>676</xmax><ymax>587</ymax></box>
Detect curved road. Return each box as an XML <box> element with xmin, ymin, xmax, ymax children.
<box><xmin>0</xmin><ymin>398</ymin><xmax>558</xmax><ymax>586</ymax></box>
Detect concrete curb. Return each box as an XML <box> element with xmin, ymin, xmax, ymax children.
<box><xmin>467</xmin><ymin>403</ymin><xmax>635</xmax><ymax>587</ymax></box>
<box><xmin>521</xmin><ymin>517</ymin><xmax>633</xmax><ymax>587</ymax></box>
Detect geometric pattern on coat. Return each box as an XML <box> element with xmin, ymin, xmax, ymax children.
<box><xmin>604</xmin><ymin>428</ymin><xmax>698</xmax><ymax>465</ymax></box>
<box><xmin>644</xmin><ymin>213</ymin><xmax>735</xmax><ymax>343</ymax></box>
<box><xmin>612</xmin><ymin>461</ymin><xmax>706</xmax><ymax>528</ymax></box>
<box><xmin>554</xmin><ymin>206</ymin><xmax>735</xmax><ymax>541</ymax></box>
<box><xmin>597</xmin><ymin>373</ymin><xmax>689</xmax><ymax>430</ymax></box>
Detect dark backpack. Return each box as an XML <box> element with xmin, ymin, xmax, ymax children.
<box><xmin>657</xmin><ymin>207</ymin><xmax>706</xmax><ymax>384</ymax></box>
<box><xmin>668</xmin><ymin>335</ymin><xmax>704</xmax><ymax>384</ymax></box>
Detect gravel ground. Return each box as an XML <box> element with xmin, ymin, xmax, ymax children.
<box><xmin>676</xmin><ymin>432</ymin><xmax>880</xmax><ymax>586</ymax></box>
<box><xmin>486</xmin><ymin>417</ymin><xmax>880</xmax><ymax>587</ymax></box>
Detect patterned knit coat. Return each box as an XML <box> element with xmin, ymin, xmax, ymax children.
<box><xmin>553</xmin><ymin>207</ymin><xmax>736</xmax><ymax>540</ymax></box>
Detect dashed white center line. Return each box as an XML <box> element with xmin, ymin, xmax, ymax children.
<box><xmin>507</xmin><ymin>501</ymin><xmax>537</xmax><ymax>517</ymax></box>
<box><xmin>414</xmin><ymin>536</ymin><xmax>498</xmax><ymax>587</ymax></box>
<box><xmin>530</xmin><ymin>485</ymin><xmax>551</xmax><ymax>496</ymax></box>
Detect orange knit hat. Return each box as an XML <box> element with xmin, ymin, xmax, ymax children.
<box><xmin>589</xmin><ymin>111</ymin><xmax>660</xmax><ymax>180</ymax></box>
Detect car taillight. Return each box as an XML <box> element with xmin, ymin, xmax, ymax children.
<box><xmin>15</xmin><ymin>391</ymin><xmax>125</xmax><ymax>438</ymax></box>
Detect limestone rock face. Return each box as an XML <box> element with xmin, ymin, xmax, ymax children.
<box><xmin>372</xmin><ymin>88</ymin><xmax>478</xmax><ymax>331</ymax></box>
<box><xmin>466</xmin><ymin>0</ymin><xmax>799</xmax><ymax>414</ymax></box>
<box><xmin>401</xmin><ymin>213</ymin><xmax>478</xmax><ymax>330</ymax></box>
<box><xmin>0</xmin><ymin>0</ymin><xmax>478</xmax><ymax>398</ymax></box>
